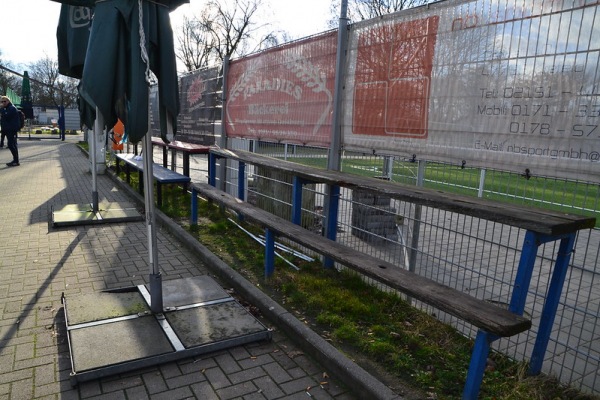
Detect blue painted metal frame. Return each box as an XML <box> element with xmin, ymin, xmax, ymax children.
<box><xmin>291</xmin><ymin>176</ymin><xmax>305</xmax><ymax>225</ymax></box>
<box><xmin>462</xmin><ymin>230</ymin><xmax>578</xmax><ymax>399</ymax></box>
<box><xmin>528</xmin><ymin>232</ymin><xmax>576</xmax><ymax>375</ymax></box>
<box><xmin>264</xmin><ymin>229</ymin><xmax>275</xmax><ymax>277</ymax></box>
<box><xmin>208</xmin><ymin>152</ymin><xmax>217</xmax><ymax>187</ymax></box>
<box><xmin>323</xmin><ymin>185</ymin><xmax>340</xmax><ymax>269</ymax></box>
<box><xmin>191</xmin><ymin>187</ymin><xmax>198</xmax><ymax>224</ymax></box>
<box><xmin>237</xmin><ymin>163</ymin><xmax>246</xmax><ymax>201</ymax></box>
<box><xmin>201</xmin><ymin>150</ymin><xmax>583</xmax><ymax>399</ymax></box>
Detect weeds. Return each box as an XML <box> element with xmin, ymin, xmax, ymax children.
<box><xmin>111</xmin><ymin>168</ymin><xmax>599</xmax><ymax>400</ymax></box>
<box><xmin>177</xmin><ymin>197</ymin><xmax>599</xmax><ymax>400</ymax></box>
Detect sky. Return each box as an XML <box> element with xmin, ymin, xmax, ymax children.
<box><xmin>1</xmin><ymin>0</ymin><xmax>333</xmax><ymax>71</ymax></box>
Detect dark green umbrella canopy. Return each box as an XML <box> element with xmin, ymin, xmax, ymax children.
<box><xmin>20</xmin><ymin>71</ymin><xmax>34</xmax><ymax>119</ymax></box>
<box><xmin>52</xmin><ymin>0</ymin><xmax>187</xmax><ymax>143</ymax></box>
<box><xmin>57</xmin><ymin>4</ymin><xmax>92</xmax><ymax>79</ymax></box>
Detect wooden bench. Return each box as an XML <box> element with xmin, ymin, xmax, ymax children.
<box><xmin>151</xmin><ymin>137</ymin><xmax>212</xmax><ymax>177</ymax></box>
<box><xmin>202</xmin><ymin>148</ymin><xmax>596</xmax><ymax>399</ymax></box>
<box><xmin>115</xmin><ymin>154</ymin><xmax>190</xmax><ymax>207</ymax></box>
<box><xmin>190</xmin><ymin>182</ymin><xmax>531</xmax><ymax>396</ymax></box>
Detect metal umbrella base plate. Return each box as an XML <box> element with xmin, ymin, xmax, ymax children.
<box><xmin>51</xmin><ymin>202</ymin><xmax>143</xmax><ymax>227</ymax></box>
<box><xmin>63</xmin><ymin>275</ymin><xmax>272</xmax><ymax>385</ymax></box>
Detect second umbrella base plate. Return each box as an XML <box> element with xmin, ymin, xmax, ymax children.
<box><xmin>63</xmin><ymin>276</ymin><xmax>272</xmax><ymax>385</ymax></box>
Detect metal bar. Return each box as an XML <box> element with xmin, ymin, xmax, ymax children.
<box><xmin>292</xmin><ymin>176</ymin><xmax>304</xmax><ymax>225</ymax></box>
<box><xmin>170</xmin><ymin>297</ymin><xmax>234</xmax><ymax>312</ymax></box>
<box><xmin>529</xmin><ymin>233</ymin><xmax>577</xmax><ymax>375</ymax></box>
<box><xmin>478</xmin><ymin>169</ymin><xmax>486</xmax><ymax>198</ymax></box>
<box><xmin>237</xmin><ymin>162</ymin><xmax>246</xmax><ymax>201</ymax></box>
<box><xmin>91</xmin><ymin>108</ymin><xmax>103</xmax><ymax>213</ymax></box>
<box><xmin>409</xmin><ymin>159</ymin><xmax>425</xmax><ymax>274</ymax></box>
<box><xmin>208</xmin><ymin>153</ymin><xmax>217</xmax><ymax>187</ymax></box>
<box><xmin>228</xmin><ymin>218</ymin><xmax>300</xmax><ymax>271</ymax></box>
<box><xmin>323</xmin><ymin>185</ymin><xmax>340</xmax><ymax>268</ymax></box>
<box><xmin>170</xmin><ymin>148</ymin><xmax>177</xmax><ymax>171</ymax></box>
<box><xmin>191</xmin><ymin>187</ymin><xmax>198</xmax><ymax>224</ymax></box>
<box><xmin>67</xmin><ymin>313</ymin><xmax>142</xmax><ymax>331</ymax></box>
<box><xmin>327</xmin><ymin>0</ymin><xmax>348</xmax><ymax>172</ymax></box>
<box><xmin>142</xmin><ymin>132</ymin><xmax>162</xmax><ymax>313</ymax></box>
<box><xmin>157</xmin><ymin>183</ymin><xmax>163</xmax><ymax>207</ymax></box>
<box><xmin>155</xmin><ymin>313</ymin><xmax>185</xmax><ymax>351</ymax></box>
<box><xmin>183</xmin><ymin>153</ymin><xmax>190</xmax><ymax>177</ymax></box>
<box><xmin>509</xmin><ymin>231</ymin><xmax>539</xmax><ymax>315</ymax></box>
<box><xmin>462</xmin><ymin>330</ymin><xmax>492</xmax><ymax>400</ymax></box>
<box><xmin>265</xmin><ymin>228</ymin><xmax>275</xmax><ymax>277</ymax></box>
<box><xmin>257</xmin><ymin>234</ymin><xmax>315</xmax><ymax>261</ymax></box>
<box><xmin>217</xmin><ymin>57</ymin><xmax>229</xmax><ymax>189</ymax></box>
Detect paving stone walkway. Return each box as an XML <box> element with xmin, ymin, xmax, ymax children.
<box><xmin>0</xmin><ymin>135</ymin><xmax>360</xmax><ymax>400</ymax></box>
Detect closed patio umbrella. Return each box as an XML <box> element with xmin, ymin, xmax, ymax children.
<box><xmin>52</xmin><ymin>0</ymin><xmax>187</xmax><ymax>311</ymax></box>
<box><xmin>20</xmin><ymin>71</ymin><xmax>34</xmax><ymax>120</ymax></box>
<box><xmin>57</xmin><ymin>4</ymin><xmax>92</xmax><ymax>80</ymax></box>
<box><xmin>54</xmin><ymin>0</ymin><xmax>182</xmax><ymax>143</ymax></box>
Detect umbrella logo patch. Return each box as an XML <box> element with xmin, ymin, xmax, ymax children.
<box><xmin>69</xmin><ymin>6</ymin><xmax>92</xmax><ymax>29</ymax></box>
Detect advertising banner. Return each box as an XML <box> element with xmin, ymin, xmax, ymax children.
<box><xmin>150</xmin><ymin>67</ymin><xmax>221</xmax><ymax>144</ymax></box>
<box><xmin>178</xmin><ymin>67</ymin><xmax>221</xmax><ymax>144</ymax></box>
<box><xmin>343</xmin><ymin>0</ymin><xmax>600</xmax><ymax>182</ymax></box>
<box><xmin>225</xmin><ymin>32</ymin><xmax>338</xmax><ymax>146</ymax></box>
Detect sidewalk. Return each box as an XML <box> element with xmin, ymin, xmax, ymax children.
<box><xmin>0</xmin><ymin>136</ymin><xmax>401</xmax><ymax>399</ymax></box>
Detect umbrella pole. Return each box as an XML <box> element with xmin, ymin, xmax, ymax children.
<box><xmin>142</xmin><ymin>129</ymin><xmax>162</xmax><ymax>313</ymax></box>
<box><xmin>91</xmin><ymin>108</ymin><xmax>102</xmax><ymax>213</ymax></box>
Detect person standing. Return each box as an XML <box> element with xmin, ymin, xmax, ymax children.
<box><xmin>0</xmin><ymin>96</ymin><xmax>20</xmax><ymax>166</ymax></box>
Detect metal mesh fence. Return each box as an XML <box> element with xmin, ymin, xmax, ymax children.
<box><xmin>208</xmin><ymin>138</ymin><xmax>600</xmax><ymax>395</ymax></box>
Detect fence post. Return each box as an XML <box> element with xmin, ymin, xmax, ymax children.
<box><xmin>409</xmin><ymin>159</ymin><xmax>426</xmax><ymax>274</ymax></box>
<box><xmin>478</xmin><ymin>169</ymin><xmax>486</xmax><ymax>198</ymax></box>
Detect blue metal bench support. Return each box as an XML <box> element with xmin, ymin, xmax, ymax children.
<box><xmin>463</xmin><ymin>230</ymin><xmax>579</xmax><ymax>399</ymax></box>
<box><xmin>201</xmin><ymin>148</ymin><xmax>595</xmax><ymax>399</ymax></box>
<box><xmin>323</xmin><ymin>185</ymin><xmax>340</xmax><ymax>269</ymax></box>
<box><xmin>528</xmin><ymin>232</ymin><xmax>576</xmax><ymax>375</ymax></box>
<box><xmin>191</xmin><ymin>187</ymin><xmax>198</xmax><ymax>224</ymax></box>
<box><xmin>509</xmin><ymin>231</ymin><xmax>539</xmax><ymax>315</ymax></box>
<box><xmin>265</xmin><ymin>228</ymin><xmax>275</xmax><ymax>277</ymax></box>
<box><xmin>291</xmin><ymin>176</ymin><xmax>304</xmax><ymax>225</ymax></box>
<box><xmin>463</xmin><ymin>330</ymin><xmax>493</xmax><ymax>399</ymax></box>
<box><xmin>238</xmin><ymin>162</ymin><xmax>246</xmax><ymax>201</ymax></box>
<box><xmin>208</xmin><ymin>152</ymin><xmax>217</xmax><ymax>187</ymax></box>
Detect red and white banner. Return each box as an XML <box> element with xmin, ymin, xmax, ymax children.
<box><xmin>225</xmin><ymin>32</ymin><xmax>338</xmax><ymax>146</ymax></box>
<box><xmin>224</xmin><ymin>0</ymin><xmax>600</xmax><ymax>182</ymax></box>
<box><xmin>343</xmin><ymin>0</ymin><xmax>600</xmax><ymax>182</ymax></box>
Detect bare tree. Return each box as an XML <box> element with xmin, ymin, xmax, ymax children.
<box><xmin>27</xmin><ymin>56</ymin><xmax>78</xmax><ymax>108</ymax></box>
<box><xmin>177</xmin><ymin>15</ymin><xmax>217</xmax><ymax>72</ymax></box>
<box><xmin>0</xmin><ymin>52</ymin><xmax>20</xmax><ymax>96</ymax></box>
<box><xmin>328</xmin><ymin>0</ymin><xmax>433</xmax><ymax>26</ymax></box>
<box><xmin>176</xmin><ymin>0</ymin><xmax>279</xmax><ymax>72</ymax></box>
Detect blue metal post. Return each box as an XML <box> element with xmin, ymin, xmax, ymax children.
<box><xmin>462</xmin><ymin>330</ymin><xmax>492</xmax><ymax>399</ymax></box>
<box><xmin>238</xmin><ymin>162</ymin><xmax>246</xmax><ymax>200</ymax></box>
<box><xmin>292</xmin><ymin>176</ymin><xmax>304</xmax><ymax>225</ymax></box>
<box><xmin>264</xmin><ymin>228</ymin><xmax>275</xmax><ymax>277</ymax></box>
<box><xmin>323</xmin><ymin>185</ymin><xmax>340</xmax><ymax>268</ymax></box>
<box><xmin>326</xmin><ymin>185</ymin><xmax>340</xmax><ymax>241</ymax></box>
<box><xmin>208</xmin><ymin>153</ymin><xmax>217</xmax><ymax>187</ymax></box>
<box><xmin>190</xmin><ymin>187</ymin><xmax>198</xmax><ymax>224</ymax></box>
<box><xmin>509</xmin><ymin>231</ymin><xmax>539</xmax><ymax>314</ymax></box>
<box><xmin>528</xmin><ymin>233</ymin><xmax>576</xmax><ymax>375</ymax></box>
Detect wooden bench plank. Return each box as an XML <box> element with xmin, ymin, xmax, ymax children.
<box><xmin>115</xmin><ymin>154</ymin><xmax>190</xmax><ymax>206</ymax></box>
<box><xmin>192</xmin><ymin>182</ymin><xmax>531</xmax><ymax>338</ymax></box>
<box><xmin>116</xmin><ymin>154</ymin><xmax>190</xmax><ymax>183</ymax></box>
<box><xmin>210</xmin><ymin>148</ymin><xmax>596</xmax><ymax>236</ymax></box>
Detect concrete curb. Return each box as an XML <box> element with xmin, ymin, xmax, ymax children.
<box><xmin>107</xmin><ymin>169</ymin><xmax>403</xmax><ymax>400</ymax></box>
